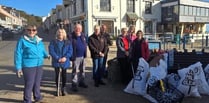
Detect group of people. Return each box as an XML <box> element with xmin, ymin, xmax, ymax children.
<box><xmin>14</xmin><ymin>24</ymin><xmax>112</xmax><ymax>103</ymax></box>
<box><xmin>116</xmin><ymin>25</ymin><xmax>150</xmax><ymax>85</ymax></box>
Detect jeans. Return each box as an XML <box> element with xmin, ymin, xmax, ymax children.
<box><xmin>92</xmin><ymin>57</ymin><xmax>104</xmax><ymax>81</ymax></box>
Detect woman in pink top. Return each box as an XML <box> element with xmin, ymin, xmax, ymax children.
<box><xmin>127</xmin><ymin>25</ymin><xmax>137</xmax><ymax>43</ymax></box>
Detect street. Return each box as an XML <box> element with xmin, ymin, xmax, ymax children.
<box><xmin>0</xmin><ymin>31</ymin><xmax>209</xmax><ymax>103</ymax></box>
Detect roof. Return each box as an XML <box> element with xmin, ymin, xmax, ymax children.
<box><xmin>126</xmin><ymin>12</ymin><xmax>139</xmax><ymax>21</ymax></box>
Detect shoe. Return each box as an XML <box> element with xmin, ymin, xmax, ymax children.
<box><xmin>34</xmin><ymin>99</ymin><xmax>46</xmax><ymax>103</ymax></box>
<box><xmin>61</xmin><ymin>87</ymin><xmax>68</xmax><ymax>96</ymax></box>
<box><xmin>94</xmin><ymin>80</ymin><xmax>99</xmax><ymax>87</ymax></box>
<box><xmin>99</xmin><ymin>80</ymin><xmax>106</xmax><ymax>85</ymax></box>
<box><xmin>79</xmin><ymin>82</ymin><xmax>88</xmax><ymax>88</ymax></box>
<box><xmin>94</xmin><ymin>82</ymin><xmax>99</xmax><ymax>87</ymax></box>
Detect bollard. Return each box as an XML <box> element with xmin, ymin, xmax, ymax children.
<box><xmin>183</xmin><ymin>36</ymin><xmax>186</xmax><ymax>50</ymax></box>
<box><xmin>178</xmin><ymin>35</ymin><xmax>181</xmax><ymax>50</ymax></box>
<box><xmin>191</xmin><ymin>35</ymin><xmax>193</xmax><ymax>48</ymax></box>
<box><xmin>206</xmin><ymin>36</ymin><xmax>208</xmax><ymax>47</ymax></box>
<box><xmin>202</xmin><ymin>35</ymin><xmax>204</xmax><ymax>48</ymax></box>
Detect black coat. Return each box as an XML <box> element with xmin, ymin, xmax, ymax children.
<box><xmin>88</xmin><ymin>33</ymin><xmax>108</xmax><ymax>59</ymax></box>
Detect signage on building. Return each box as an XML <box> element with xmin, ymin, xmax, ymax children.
<box><xmin>195</xmin><ymin>17</ymin><xmax>209</xmax><ymax>23</ymax></box>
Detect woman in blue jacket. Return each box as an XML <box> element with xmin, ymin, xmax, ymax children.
<box><xmin>14</xmin><ymin>25</ymin><xmax>49</xmax><ymax>103</ymax></box>
<box><xmin>48</xmin><ymin>28</ymin><xmax>73</xmax><ymax>96</ymax></box>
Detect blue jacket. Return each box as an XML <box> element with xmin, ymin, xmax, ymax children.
<box><xmin>68</xmin><ymin>32</ymin><xmax>87</xmax><ymax>61</ymax></box>
<box><xmin>14</xmin><ymin>35</ymin><xmax>49</xmax><ymax>70</ymax></box>
<box><xmin>48</xmin><ymin>39</ymin><xmax>73</xmax><ymax>69</ymax></box>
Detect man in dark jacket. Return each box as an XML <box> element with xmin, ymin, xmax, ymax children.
<box><xmin>100</xmin><ymin>24</ymin><xmax>112</xmax><ymax>78</ymax></box>
<box><xmin>68</xmin><ymin>24</ymin><xmax>88</xmax><ymax>92</ymax></box>
<box><xmin>88</xmin><ymin>25</ymin><xmax>108</xmax><ymax>87</ymax></box>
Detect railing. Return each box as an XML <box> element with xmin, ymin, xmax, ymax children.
<box><xmin>147</xmin><ymin>33</ymin><xmax>209</xmax><ymax>51</ymax></box>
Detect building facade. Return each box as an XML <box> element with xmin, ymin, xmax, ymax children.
<box><xmin>44</xmin><ymin>0</ymin><xmax>161</xmax><ymax>38</ymax></box>
<box><xmin>161</xmin><ymin>0</ymin><xmax>209</xmax><ymax>36</ymax></box>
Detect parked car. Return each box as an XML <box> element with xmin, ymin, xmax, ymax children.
<box><xmin>2</xmin><ymin>29</ymin><xmax>14</xmax><ymax>40</ymax></box>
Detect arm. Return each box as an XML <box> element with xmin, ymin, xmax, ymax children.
<box><xmin>88</xmin><ymin>37</ymin><xmax>100</xmax><ymax>54</ymax></box>
<box><xmin>116</xmin><ymin>37</ymin><xmax>126</xmax><ymax>52</ymax></box>
<box><xmin>14</xmin><ymin>39</ymin><xmax>23</xmax><ymax>70</ymax></box>
<box><xmin>40</xmin><ymin>42</ymin><xmax>49</xmax><ymax>58</ymax></box>
<box><xmin>48</xmin><ymin>40</ymin><xmax>59</xmax><ymax>61</ymax></box>
<box><xmin>65</xmin><ymin>42</ymin><xmax>73</xmax><ymax>58</ymax></box>
<box><xmin>106</xmin><ymin>33</ymin><xmax>113</xmax><ymax>46</ymax></box>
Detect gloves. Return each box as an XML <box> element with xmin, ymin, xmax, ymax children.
<box><xmin>16</xmin><ymin>70</ymin><xmax>23</xmax><ymax>78</ymax></box>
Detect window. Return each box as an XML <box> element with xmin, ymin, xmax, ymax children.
<box><xmin>193</xmin><ymin>7</ymin><xmax>196</xmax><ymax>16</ymax></box>
<box><xmin>100</xmin><ymin>0</ymin><xmax>111</xmax><ymax>11</ymax></box>
<box><xmin>180</xmin><ymin>5</ymin><xmax>184</xmax><ymax>15</ymax></box>
<box><xmin>81</xmin><ymin>0</ymin><xmax>85</xmax><ymax>12</ymax></box>
<box><xmin>189</xmin><ymin>6</ymin><xmax>193</xmax><ymax>15</ymax></box>
<box><xmin>184</xmin><ymin>5</ymin><xmax>188</xmax><ymax>15</ymax></box>
<box><xmin>197</xmin><ymin>7</ymin><xmax>200</xmax><ymax>16</ymax></box>
<box><xmin>167</xmin><ymin>7</ymin><xmax>172</xmax><ymax>16</ymax></box>
<box><xmin>127</xmin><ymin>0</ymin><xmax>135</xmax><ymax>12</ymax></box>
<box><xmin>145</xmin><ymin>1</ymin><xmax>152</xmax><ymax>14</ymax></box>
<box><xmin>144</xmin><ymin>21</ymin><xmax>152</xmax><ymax>34</ymax></box>
<box><xmin>98</xmin><ymin>20</ymin><xmax>114</xmax><ymax>34</ymax></box>
<box><xmin>200</xmin><ymin>8</ymin><xmax>205</xmax><ymax>16</ymax></box>
<box><xmin>206</xmin><ymin>9</ymin><xmax>209</xmax><ymax>16</ymax></box>
<box><xmin>73</xmin><ymin>1</ymin><xmax>76</xmax><ymax>15</ymax></box>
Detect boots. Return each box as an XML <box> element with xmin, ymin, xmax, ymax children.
<box><xmin>61</xmin><ymin>87</ymin><xmax>68</xmax><ymax>96</ymax></box>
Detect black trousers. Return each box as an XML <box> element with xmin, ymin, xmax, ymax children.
<box><xmin>117</xmin><ymin>57</ymin><xmax>132</xmax><ymax>85</ymax></box>
<box><xmin>54</xmin><ymin>67</ymin><xmax>67</xmax><ymax>88</ymax></box>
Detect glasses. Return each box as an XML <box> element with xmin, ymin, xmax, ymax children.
<box><xmin>27</xmin><ymin>29</ymin><xmax>37</xmax><ymax>32</ymax></box>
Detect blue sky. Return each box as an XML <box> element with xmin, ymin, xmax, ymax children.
<box><xmin>0</xmin><ymin>0</ymin><xmax>209</xmax><ymax>17</ymax></box>
<box><xmin>0</xmin><ymin>0</ymin><xmax>62</xmax><ymax>17</ymax></box>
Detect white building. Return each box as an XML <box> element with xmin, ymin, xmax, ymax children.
<box><xmin>45</xmin><ymin>0</ymin><xmax>161</xmax><ymax>37</ymax></box>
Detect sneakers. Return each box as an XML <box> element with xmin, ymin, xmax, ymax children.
<box><xmin>78</xmin><ymin>82</ymin><xmax>88</xmax><ymax>88</ymax></box>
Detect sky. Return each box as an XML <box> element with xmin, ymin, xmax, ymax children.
<box><xmin>0</xmin><ymin>0</ymin><xmax>209</xmax><ymax>17</ymax></box>
<box><xmin>0</xmin><ymin>0</ymin><xmax>62</xmax><ymax>17</ymax></box>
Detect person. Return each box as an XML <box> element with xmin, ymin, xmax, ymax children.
<box><xmin>127</xmin><ymin>25</ymin><xmax>137</xmax><ymax>43</ymax></box>
<box><xmin>68</xmin><ymin>24</ymin><xmax>88</xmax><ymax>92</ymax></box>
<box><xmin>48</xmin><ymin>28</ymin><xmax>73</xmax><ymax>96</ymax></box>
<box><xmin>14</xmin><ymin>25</ymin><xmax>49</xmax><ymax>103</ymax></box>
<box><xmin>100</xmin><ymin>24</ymin><xmax>112</xmax><ymax>78</ymax></box>
<box><xmin>88</xmin><ymin>25</ymin><xmax>108</xmax><ymax>87</ymax></box>
<box><xmin>116</xmin><ymin>27</ymin><xmax>132</xmax><ymax>85</ymax></box>
<box><xmin>130</xmin><ymin>30</ymin><xmax>150</xmax><ymax>72</ymax></box>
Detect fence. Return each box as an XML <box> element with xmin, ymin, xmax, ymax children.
<box><xmin>155</xmin><ymin>33</ymin><xmax>209</xmax><ymax>51</ymax></box>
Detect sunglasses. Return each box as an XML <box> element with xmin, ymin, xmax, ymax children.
<box><xmin>27</xmin><ymin>29</ymin><xmax>37</xmax><ymax>32</ymax></box>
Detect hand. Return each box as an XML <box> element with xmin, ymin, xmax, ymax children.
<box><xmin>60</xmin><ymin>57</ymin><xmax>67</xmax><ymax>63</ymax></box>
<box><xmin>47</xmin><ymin>55</ymin><xmax>50</xmax><ymax>60</ymax></box>
<box><xmin>125</xmin><ymin>51</ymin><xmax>129</xmax><ymax>56</ymax></box>
<box><xmin>99</xmin><ymin>52</ymin><xmax>104</xmax><ymax>57</ymax></box>
<box><xmin>16</xmin><ymin>70</ymin><xmax>23</xmax><ymax>78</ymax></box>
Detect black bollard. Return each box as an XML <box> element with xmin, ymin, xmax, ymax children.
<box><xmin>206</xmin><ymin>36</ymin><xmax>208</xmax><ymax>47</ymax></box>
<box><xmin>183</xmin><ymin>36</ymin><xmax>186</xmax><ymax>50</ymax></box>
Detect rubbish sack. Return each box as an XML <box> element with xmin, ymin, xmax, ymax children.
<box><xmin>147</xmin><ymin>79</ymin><xmax>184</xmax><ymax>103</ymax></box>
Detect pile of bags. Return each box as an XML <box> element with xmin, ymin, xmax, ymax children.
<box><xmin>124</xmin><ymin>53</ymin><xmax>209</xmax><ymax>103</ymax></box>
